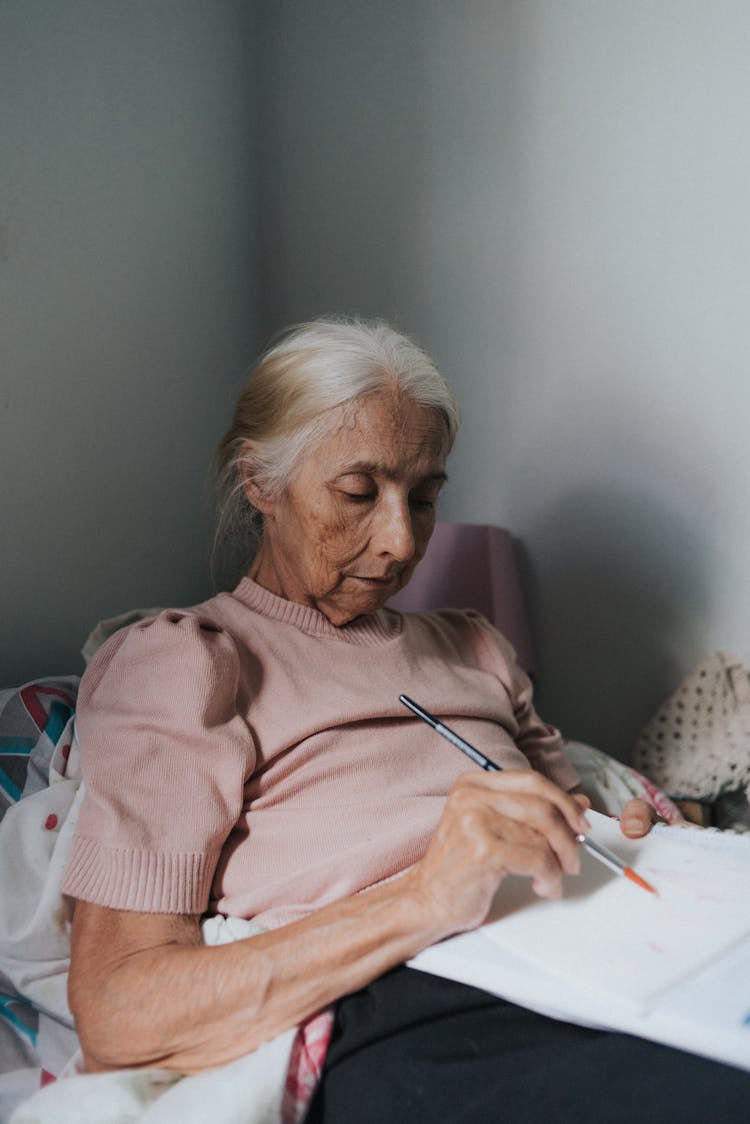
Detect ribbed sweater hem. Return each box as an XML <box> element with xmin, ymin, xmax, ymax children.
<box><xmin>62</xmin><ymin>836</ymin><xmax>218</xmax><ymax>914</ymax></box>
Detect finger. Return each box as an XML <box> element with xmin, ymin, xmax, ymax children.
<box><xmin>619</xmin><ymin>798</ymin><xmax>656</xmax><ymax>838</ymax></box>
<box><xmin>462</xmin><ymin>770</ymin><xmax>591</xmax><ymax>836</ymax></box>
<box><xmin>531</xmin><ymin>873</ymin><xmax>564</xmax><ymax>900</ymax></box>
<box><xmin>483</xmin><ymin>818</ymin><xmax>566</xmax><ymax>900</ymax></box>
<box><xmin>499</xmin><ymin>794</ymin><xmax>583</xmax><ymax>876</ymax></box>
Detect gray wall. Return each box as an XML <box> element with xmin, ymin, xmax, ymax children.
<box><xmin>4</xmin><ymin>1</ymin><xmax>749</xmax><ymax>762</ymax></box>
<box><xmin>256</xmin><ymin>1</ymin><xmax>750</xmax><ymax>760</ymax></box>
<box><xmin>1</xmin><ymin>1</ymin><xmax>258</xmax><ymax>684</ymax></box>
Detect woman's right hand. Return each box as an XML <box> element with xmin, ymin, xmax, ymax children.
<box><xmin>404</xmin><ymin>770</ymin><xmax>591</xmax><ymax>938</ymax></box>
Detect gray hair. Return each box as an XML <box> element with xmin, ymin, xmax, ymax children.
<box><xmin>212</xmin><ymin>316</ymin><xmax>459</xmax><ymax>584</ymax></box>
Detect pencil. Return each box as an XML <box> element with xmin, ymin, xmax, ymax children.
<box><xmin>398</xmin><ymin>694</ymin><xmax>658</xmax><ymax>895</ymax></box>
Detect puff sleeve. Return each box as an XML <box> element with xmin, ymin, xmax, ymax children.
<box><xmin>62</xmin><ymin>611</ymin><xmax>254</xmax><ymax>914</ymax></box>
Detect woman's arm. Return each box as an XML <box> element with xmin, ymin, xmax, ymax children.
<box><xmin>69</xmin><ymin>770</ymin><xmax>590</xmax><ymax>1074</ymax></box>
<box><xmin>69</xmin><ymin>882</ymin><xmax>433</xmax><ymax>1074</ymax></box>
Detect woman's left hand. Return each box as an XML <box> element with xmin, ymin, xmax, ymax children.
<box><xmin>570</xmin><ymin>788</ymin><xmax>662</xmax><ymax>839</ymax></box>
<box><xmin>618</xmin><ymin>797</ymin><xmax>662</xmax><ymax>838</ymax></box>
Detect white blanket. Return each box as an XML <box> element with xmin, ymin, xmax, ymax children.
<box><xmin>0</xmin><ymin>736</ymin><xmax>328</xmax><ymax>1124</ymax></box>
<box><xmin>10</xmin><ymin>1009</ymin><xmax>297</xmax><ymax>1124</ymax></box>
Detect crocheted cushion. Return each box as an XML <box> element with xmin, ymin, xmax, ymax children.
<box><xmin>632</xmin><ymin>652</ymin><xmax>750</xmax><ymax>802</ymax></box>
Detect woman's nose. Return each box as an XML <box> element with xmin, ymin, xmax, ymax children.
<box><xmin>374</xmin><ymin>501</ymin><xmax>416</xmax><ymax>561</ymax></box>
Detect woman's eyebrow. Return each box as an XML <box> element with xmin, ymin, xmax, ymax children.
<box><xmin>337</xmin><ymin>460</ymin><xmax>448</xmax><ymax>484</ymax></box>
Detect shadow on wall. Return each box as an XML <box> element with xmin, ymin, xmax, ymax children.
<box><xmin>519</xmin><ymin>486</ymin><xmax>712</xmax><ymax>763</ymax></box>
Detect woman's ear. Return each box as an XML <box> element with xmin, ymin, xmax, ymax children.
<box><xmin>243</xmin><ymin>478</ymin><xmax>276</xmax><ymax>517</ymax></box>
<box><xmin>240</xmin><ymin>449</ymin><xmax>275</xmax><ymax>516</ymax></box>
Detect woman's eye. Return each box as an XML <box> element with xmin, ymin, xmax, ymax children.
<box><xmin>342</xmin><ymin>491</ymin><xmax>375</xmax><ymax>504</ymax></box>
<box><xmin>410</xmin><ymin>496</ymin><xmax>435</xmax><ymax>511</ymax></box>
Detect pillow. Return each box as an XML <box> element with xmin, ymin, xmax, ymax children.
<box><xmin>564</xmin><ymin>740</ymin><xmax>684</xmax><ymax>823</ymax></box>
<box><xmin>0</xmin><ymin>679</ymin><xmax>79</xmax><ymax>825</ymax></box>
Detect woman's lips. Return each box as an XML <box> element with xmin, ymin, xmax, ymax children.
<box><xmin>349</xmin><ymin>574</ymin><xmax>397</xmax><ymax>586</ymax></box>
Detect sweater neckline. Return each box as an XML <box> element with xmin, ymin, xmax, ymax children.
<box><xmin>232</xmin><ymin>576</ymin><xmax>404</xmax><ymax>645</ymax></box>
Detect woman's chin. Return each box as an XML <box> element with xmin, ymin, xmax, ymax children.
<box><xmin>322</xmin><ymin>582</ymin><xmax>396</xmax><ymax>626</ymax></box>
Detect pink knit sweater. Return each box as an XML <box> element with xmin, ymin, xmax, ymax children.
<box><xmin>62</xmin><ymin>578</ymin><xmax>579</xmax><ymax>929</ymax></box>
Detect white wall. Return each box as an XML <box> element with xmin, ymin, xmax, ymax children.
<box><xmin>257</xmin><ymin>1</ymin><xmax>750</xmax><ymax>760</ymax></box>
<box><xmin>0</xmin><ymin>1</ymin><xmax>258</xmax><ymax>684</ymax></box>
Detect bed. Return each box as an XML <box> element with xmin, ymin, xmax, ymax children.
<box><xmin>0</xmin><ymin>524</ymin><xmax>684</xmax><ymax>1123</ymax></box>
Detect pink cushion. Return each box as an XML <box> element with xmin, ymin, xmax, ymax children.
<box><xmin>388</xmin><ymin>523</ymin><xmax>535</xmax><ymax>675</ymax></box>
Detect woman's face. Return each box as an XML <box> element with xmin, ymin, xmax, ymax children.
<box><xmin>249</xmin><ymin>388</ymin><xmax>450</xmax><ymax>625</ymax></box>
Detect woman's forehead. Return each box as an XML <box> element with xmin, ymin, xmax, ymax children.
<box><xmin>320</xmin><ymin>394</ymin><xmax>450</xmax><ymax>474</ymax></box>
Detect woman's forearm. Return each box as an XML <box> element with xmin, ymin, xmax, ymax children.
<box><xmin>69</xmin><ymin>872</ymin><xmax>442</xmax><ymax>1074</ymax></box>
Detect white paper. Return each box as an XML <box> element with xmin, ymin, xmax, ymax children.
<box><xmin>479</xmin><ymin>811</ymin><xmax>750</xmax><ymax>1012</ymax></box>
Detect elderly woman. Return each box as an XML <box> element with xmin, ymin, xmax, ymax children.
<box><xmin>63</xmin><ymin>319</ymin><xmax>747</xmax><ymax>1121</ymax></box>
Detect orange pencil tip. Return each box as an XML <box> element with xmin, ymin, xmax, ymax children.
<box><xmin>625</xmin><ymin>868</ymin><xmax>658</xmax><ymax>895</ymax></box>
